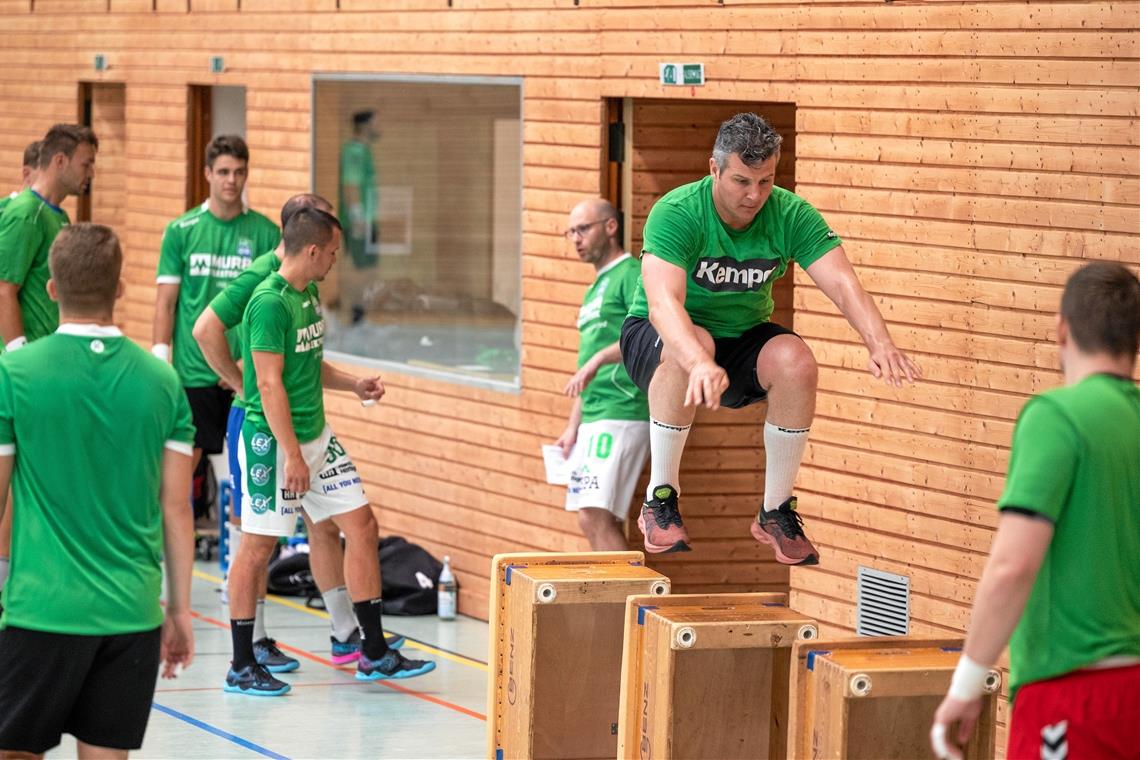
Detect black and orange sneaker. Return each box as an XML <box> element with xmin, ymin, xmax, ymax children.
<box><xmin>750</xmin><ymin>497</ymin><xmax>819</xmax><ymax>566</ymax></box>
<box><xmin>637</xmin><ymin>485</ymin><xmax>692</xmax><ymax>554</ymax></box>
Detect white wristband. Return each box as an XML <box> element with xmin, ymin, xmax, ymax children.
<box><xmin>948</xmin><ymin>654</ymin><xmax>989</xmax><ymax>701</ymax></box>
<box><xmin>151</xmin><ymin>343</ymin><xmax>171</xmax><ymax>362</ymax></box>
<box><xmin>4</xmin><ymin>336</ymin><xmax>26</xmax><ymax>352</ymax></box>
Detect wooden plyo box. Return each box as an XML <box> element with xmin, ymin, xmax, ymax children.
<box><xmin>487</xmin><ymin>552</ymin><xmax>671</xmax><ymax>760</ymax></box>
<box><xmin>616</xmin><ymin>593</ymin><xmax>819</xmax><ymax>760</ymax></box>
<box><xmin>788</xmin><ymin>637</ymin><xmax>1001</xmax><ymax>759</ymax></box>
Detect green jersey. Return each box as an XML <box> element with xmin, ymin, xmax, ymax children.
<box><xmin>242</xmin><ymin>273</ymin><xmax>326</xmax><ymax>443</ymax></box>
<box><xmin>0</xmin><ymin>189</ymin><xmax>68</xmax><ymax>342</ymax></box>
<box><xmin>998</xmin><ymin>374</ymin><xmax>1140</xmax><ymax>698</ymax></box>
<box><xmin>157</xmin><ymin>203</ymin><xmax>280</xmax><ymax>388</ymax></box>
<box><xmin>339</xmin><ymin>138</ymin><xmax>377</xmax><ymax>267</ymax></box>
<box><xmin>578</xmin><ymin>254</ymin><xmax>648</xmax><ymax>423</ymax></box>
<box><xmin>208</xmin><ymin>251</ymin><xmax>283</xmax><ymax>410</ymax></box>
<box><xmin>0</xmin><ymin>190</ymin><xmax>18</xmax><ymax>216</ymax></box>
<box><xmin>0</xmin><ymin>325</ymin><xmax>195</xmax><ymax>635</ymax></box>
<box><xmin>628</xmin><ymin>178</ymin><xmax>841</xmax><ymax>338</ymax></box>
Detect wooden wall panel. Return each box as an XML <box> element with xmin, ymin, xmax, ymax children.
<box><xmin>1</xmin><ymin>14</ymin><xmax>1135</xmax><ymax>748</ymax></box>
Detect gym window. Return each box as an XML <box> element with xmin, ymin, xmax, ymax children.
<box><xmin>312</xmin><ymin>74</ymin><xmax>523</xmax><ymax>390</ymax></box>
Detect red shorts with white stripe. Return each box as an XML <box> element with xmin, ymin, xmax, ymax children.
<box><xmin>1007</xmin><ymin>663</ymin><xmax>1140</xmax><ymax>760</ymax></box>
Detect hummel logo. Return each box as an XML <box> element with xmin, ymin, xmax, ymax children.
<box><xmin>1040</xmin><ymin>720</ymin><xmax>1068</xmax><ymax>760</ymax></box>
<box><xmin>692</xmin><ymin>257</ymin><xmax>779</xmax><ymax>292</ymax></box>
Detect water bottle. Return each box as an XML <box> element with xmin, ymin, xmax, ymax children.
<box><xmin>438</xmin><ymin>555</ymin><xmax>457</xmax><ymax>620</ymax></box>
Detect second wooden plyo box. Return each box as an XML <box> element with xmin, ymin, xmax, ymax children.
<box><xmin>617</xmin><ymin>593</ymin><xmax>819</xmax><ymax>759</ymax></box>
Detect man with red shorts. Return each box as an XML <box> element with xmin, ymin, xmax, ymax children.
<box><xmin>931</xmin><ymin>262</ymin><xmax>1140</xmax><ymax>760</ymax></box>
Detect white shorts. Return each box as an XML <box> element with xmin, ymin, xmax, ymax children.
<box><xmin>564</xmin><ymin>419</ymin><xmax>650</xmax><ymax>519</ymax></box>
<box><xmin>238</xmin><ymin>422</ymin><xmax>369</xmax><ymax>537</ymax></box>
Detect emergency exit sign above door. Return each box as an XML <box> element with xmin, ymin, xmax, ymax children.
<box><xmin>659</xmin><ymin>63</ymin><xmax>705</xmax><ymax>86</ymax></box>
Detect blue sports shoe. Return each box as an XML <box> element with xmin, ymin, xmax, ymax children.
<box><xmin>223</xmin><ymin>663</ymin><xmax>291</xmax><ymax>696</ymax></box>
<box><xmin>355</xmin><ymin>650</ymin><xmax>436</xmax><ymax>681</ymax></box>
<box><xmin>330</xmin><ymin>631</ymin><xmax>406</xmax><ymax>665</ymax></box>
<box><xmin>253</xmin><ymin>637</ymin><xmax>300</xmax><ymax>673</ymax></box>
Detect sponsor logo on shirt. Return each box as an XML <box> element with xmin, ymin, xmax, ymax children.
<box><xmin>295</xmin><ymin>319</ymin><xmax>325</xmax><ymax>353</ymax></box>
<box><xmin>577</xmin><ymin>280</ymin><xmax>609</xmax><ymax>328</ymax></box>
<box><xmin>188</xmin><ymin>252</ymin><xmax>250</xmax><ymax>279</ymax></box>
<box><xmin>250</xmin><ymin>432</ymin><xmax>272</xmax><ymax>456</ymax></box>
<box><xmin>250</xmin><ymin>493</ymin><xmax>271</xmax><ymax>515</ymax></box>
<box><xmin>250</xmin><ymin>463</ymin><xmax>271</xmax><ymax>486</ymax></box>
<box><xmin>237</xmin><ymin>238</ymin><xmax>253</xmax><ymax>259</ymax></box>
<box><xmin>691</xmin><ymin>256</ymin><xmax>780</xmax><ymax>292</ymax></box>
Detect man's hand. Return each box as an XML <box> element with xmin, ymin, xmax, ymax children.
<box><xmin>563</xmin><ymin>362</ymin><xmax>598</xmax><ymax>397</ymax></box>
<box><xmin>554</xmin><ymin>426</ymin><xmax>577</xmax><ymax>458</ymax></box>
<box><xmin>160</xmin><ymin>609</ymin><xmax>194</xmax><ymax>679</ymax></box>
<box><xmin>930</xmin><ymin>694</ymin><xmax>983</xmax><ymax>760</ymax></box>
<box><xmin>354</xmin><ymin>375</ymin><xmax>385</xmax><ymax>403</ymax></box>
<box><xmin>685</xmin><ymin>359</ymin><xmax>729</xmax><ymax>410</ymax></box>
<box><xmin>283</xmin><ymin>450</ymin><xmax>309</xmax><ymax>494</ymax></box>
<box><xmin>868</xmin><ymin>341</ymin><xmax>922</xmax><ymax>388</ymax></box>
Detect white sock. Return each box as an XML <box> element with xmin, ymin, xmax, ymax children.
<box><xmin>0</xmin><ymin>557</ymin><xmax>8</xmax><ymax>590</ymax></box>
<box><xmin>646</xmin><ymin>418</ymin><xmax>691</xmax><ymax>500</ymax></box>
<box><xmin>323</xmin><ymin>585</ymin><xmax>358</xmax><ymax>641</ymax></box>
<box><xmin>763</xmin><ymin>422</ymin><xmax>810</xmax><ymax>511</ymax></box>
<box><xmin>253</xmin><ymin>599</ymin><xmax>268</xmax><ymax>641</ymax></box>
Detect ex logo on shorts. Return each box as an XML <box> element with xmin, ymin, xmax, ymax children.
<box><xmin>250</xmin><ymin>432</ymin><xmax>272</xmax><ymax>456</ymax></box>
<box><xmin>250</xmin><ymin>464</ymin><xmax>272</xmax><ymax>486</ymax></box>
<box><xmin>250</xmin><ymin>494</ymin><xmax>271</xmax><ymax>515</ymax></box>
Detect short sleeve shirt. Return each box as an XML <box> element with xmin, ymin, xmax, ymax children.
<box><xmin>157</xmin><ymin>203</ymin><xmax>280</xmax><ymax>388</ymax></box>
<box><xmin>208</xmin><ymin>251</ymin><xmax>283</xmax><ymax>410</ymax></box>
<box><xmin>578</xmin><ymin>254</ymin><xmax>648</xmax><ymax>423</ymax></box>
<box><xmin>997</xmin><ymin>374</ymin><xmax>1140</xmax><ymax>698</ymax></box>
<box><xmin>627</xmin><ymin>178</ymin><xmax>841</xmax><ymax>338</ymax></box>
<box><xmin>0</xmin><ymin>325</ymin><xmax>194</xmax><ymax>635</ymax></box>
<box><xmin>339</xmin><ymin>139</ymin><xmax>377</xmax><ymax>233</ymax></box>
<box><xmin>0</xmin><ymin>189</ymin><xmax>68</xmax><ymax>342</ymax></box>
<box><xmin>242</xmin><ymin>273</ymin><xmax>326</xmax><ymax>444</ymax></box>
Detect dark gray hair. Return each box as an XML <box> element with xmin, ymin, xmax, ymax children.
<box><xmin>712</xmin><ymin>113</ymin><xmax>782</xmax><ymax>171</ymax></box>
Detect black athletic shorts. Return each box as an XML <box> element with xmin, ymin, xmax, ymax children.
<box><xmin>0</xmin><ymin>626</ymin><xmax>161</xmax><ymax>754</ymax></box>
<box><xmin>185</xmin><ymin>385</ymin><xmax>234</xmax><ymax>454</ymax></box>
<box><xmin>620</xmin><ymin>316</ymin><xmax>799</xmax><ymax>409</ymax></box>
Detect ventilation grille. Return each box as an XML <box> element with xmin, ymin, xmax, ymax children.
<box><xmin>856</xmin><ymin>566</ymin><xmax>910</xmax><ymax>637</ymax></box>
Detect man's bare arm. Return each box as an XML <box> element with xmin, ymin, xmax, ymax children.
<box><xmin>152</xmin><ymin>283</ymin><xmax>181</xmax><ymax>356</ymax></box>
<box><xmin>192</xmin><ymin>308</ymin><xmax>243</xmax><ymax>395</ymax></box>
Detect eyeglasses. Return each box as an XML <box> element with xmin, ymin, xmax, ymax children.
<box><xmin>563</xmin><ymin>219</ymin><xmax>611</xmax><ymax>239</ymax></box>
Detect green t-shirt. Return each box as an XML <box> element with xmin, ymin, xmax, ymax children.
<box><xmin>242</xmin><ymin>272</ymin><xmax>326</xmax><ymax>443</ymax></box>
<box><xmin>157</xmin><ymin>203</ymin><xmax>280</xmax><ymax>388</ymax></box>
<box><xmin>208</xmin><ymin>250</ymin><xmax>283</xmax><ymax>410</ymax></box>
<box><xmin>0</xmin><ymin>325</ymin><xmax>195</xmax><ymax>635</ymax></box>
<box><xmin>578</xmin><ymin>254</ymin><xmax>649</xmax><ymax>423</ymax></box>
<box><xmin>628</xmin><ymin>178</ymin><xmax>841</xmax><ymax>338</ymax></box>
<box><xmin>997</xmin><ymin>374</ymin><xmax>1140</xmax><ymax>698</ymax></box>
<box><xmin>0</xmin><ymin>190</ymin><xmax>18</xmax><ymax>216</ymax></box>
<box><xmin>0</xmin><ymin>189</ymin><xmax>68</xmax><ymax>343</ymax></box>
<box><xmin>339</xmin><ymin>139</ymin><xmax>378</xmax><ymax>267</ymax></box>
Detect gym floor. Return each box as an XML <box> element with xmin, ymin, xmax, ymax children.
<box><xmin>47</xmin><ymin>562</ymin><xmax>489</xmax><ymax>759</ymax></box>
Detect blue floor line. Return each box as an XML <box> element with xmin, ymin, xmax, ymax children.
<box><xmin>151</xmin><ymin>701</ymin><xmax>290</xmax><ymax>760</ymax></box>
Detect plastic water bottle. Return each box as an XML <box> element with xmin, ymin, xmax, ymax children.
<box><xmin>438</xmin><ymin>556</ymin><xmax>457</xmax><ymax>620</ymax></box>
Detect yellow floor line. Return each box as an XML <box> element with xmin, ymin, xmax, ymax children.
<box><xmin>192</xmin><ymin>569</ymin><xmax>488</xmax><ymax>672</ymax></box>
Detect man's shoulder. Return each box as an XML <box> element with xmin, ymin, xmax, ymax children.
<box><xmin>655</xmin><ymin>177</ymin><xmax>710</xmax><ymax>211</ymax></box>
<box><xmin>241</xmin><ymin>208</ymin><xmax>280</xmax><ymax>233</ymax></box>
<box><xmin>167</xmin><ymin>203</ymin><xmax>210</xmax><ymax>232</ymax></box>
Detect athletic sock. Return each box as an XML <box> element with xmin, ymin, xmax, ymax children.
<box><xmin>0</xmin><ymin>557</ymin><xmax>8</xmax><ymax>590</ymax></box>
<box><xmin>646</xmin><ymin>418</ymin><xmax>691</xmax><ymax>501</ymax></box>
<box><xmin>253</xmin><ymin>600</ymin><xmax>267</xmax><ymax>642</ymax></box>
<box><xmin>763</xmin><ymin>422</ymin><xmax>810</xmax><ymax>512</ymax></box>
<box><xmin>231</xmin><ymin>618</ymin><xmax>257</xmax><ymax>670</ymax></box>
<box><xmin>323</xmin><ymin>586</ymin><xmax>358</xmax><ymax>642</ymax></box>
<box><xmin>353</xmin><ymin>598</ymin><xmax>391</xmax><ymax>661</ymax></box>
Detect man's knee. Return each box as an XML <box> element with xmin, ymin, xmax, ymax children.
<box><xmin>760</xmin><ymin>336</ymin><xmax>818</xmax><ymax>388</ymax></box>
<box><xmin>237</xmin><ymin>532</ymin><xmax>278</xmax><ymax>562</ymax></box>
<box><xmin>309</xmin><ymin>517</ymin><xmax>342</xmax><ymax>547</ymax></box>
<box><xmin>335</xmin><ymin>505</ymin><xmax>378</xmax><ymax>543</ymax></box>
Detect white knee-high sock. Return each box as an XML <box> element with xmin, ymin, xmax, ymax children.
<box><xmin>323</xmin><ymin>585</ymin><xmax>358</xmax><ymax>642</ymax></box>
<box><xmin>763</xmin><ymin>422</ymin><xmax>810</xmax><ymax>511</ymax></box>
<box><xmin>253</xmin><ymin>599</ymin><xmax>268</xmax><ymax>641</ymax></box>
<box><xmin>646</xmin><ymin>418</ymin><xmax>691</xmax><ymax>500</ymax></box>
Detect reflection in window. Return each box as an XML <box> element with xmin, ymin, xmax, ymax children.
<box><xmin>313</xmin><ymin>76</ymin><xmax>522</xmax><ymax>387</ymax></box>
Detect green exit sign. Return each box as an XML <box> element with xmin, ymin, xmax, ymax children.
<box><xmin>93</xmin><ymin>54</ymin><xmax>107</xmax><ymax>72</ymax></box>
<box><xmin>659</xmin><ymin>62</ymin><xmax>705</xmax><ymax>87</ymax></box>
<box><xmin>210</xmin><ymin>56</ymin><xmax>225</xmax><ymax>74</ymax></box>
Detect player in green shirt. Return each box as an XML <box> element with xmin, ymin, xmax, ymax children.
<box><xmin>194</xmin><ymin>194</ymin><xmax>404</xmax><ymax>670</ymax></box>
<box><xmin>553</xmin><ymin>199</ymin><xmax>649</xmax><ymax>550</ymax></box>
<box><xmin>0</xmin><ymin>223</ymin><xmax>195</xmax><ymax>756</ymax></box>
<box><xmin>932</xmin><ymin>262</ymin><xmax>1140</xmax><ymax>760</ymax></box>
<box><xmin>0</xmin><ymin>125</ymin><xmax>97</xmax><ymax>595</ymax></box>
<box><xmin>225</xmin><ymin>207</ymin><xmax>433</xmax><ymax>696</ymax></box>
<box><xmin>152</xmin><ymin>134</ymin><xmax>280</xmax><ymax>472</ymax></box>
<box><xmin>0</xmin><ymin>140</ymin><xmax>41</xmax><ymax>218</ymax></box>
<box><xmin>339</xmin><ymin>109</ymin><xmax>379</xmax><ymax>323</ymax></box>
<box><xmin>621</xmin><ymin>113</ymin><xmax>920</xmax><ymax>561</ymax></box>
